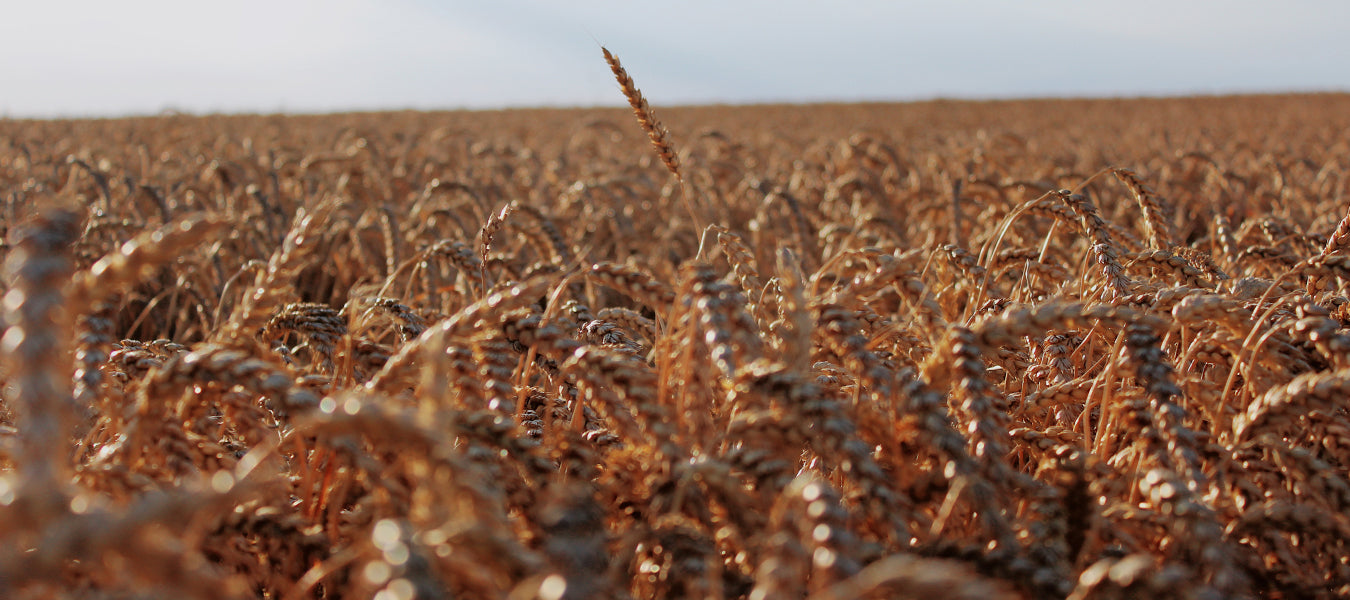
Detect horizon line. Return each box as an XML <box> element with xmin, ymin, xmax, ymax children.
<box><xmin>5</xmin><ymin>88</ymin><xmax>1347</xmax><ymax>122</ymax></box>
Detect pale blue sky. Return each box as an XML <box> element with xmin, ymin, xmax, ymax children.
<box><xmin>3</xmin><ymin>1</ymin><xmax>1347</xmax><ymax>118</ymax></box>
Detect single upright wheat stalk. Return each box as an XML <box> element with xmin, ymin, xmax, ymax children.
<box><xmin>601</xmin><ymin>47</ymin><xmax>682</xmax><ymax>180</ymax></box>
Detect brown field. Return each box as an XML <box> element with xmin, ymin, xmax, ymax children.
<box><xmin>3</xmin><ymin>91</ymin><xmax>1350</xmax><ymax>599</ymax></box>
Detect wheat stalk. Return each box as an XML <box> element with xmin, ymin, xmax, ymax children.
<box><xmin>601</xmin><ymin>47</ymin><xmax>682</xmax><ymax>180</ymax></box>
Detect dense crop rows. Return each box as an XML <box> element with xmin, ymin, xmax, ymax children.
<box><xmin>2</xmin><ymin>89</ymin><xmax>1350</xmax><ymax>599</ymax></box>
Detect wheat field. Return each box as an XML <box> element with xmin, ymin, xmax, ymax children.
<box><xmin>2</xmin><ymin>63</ymin><xmax>1350</xmax><ymax>599</ymax></box>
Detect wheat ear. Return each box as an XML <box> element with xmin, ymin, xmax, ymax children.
<box><xmin>602</xmin><ymin>47</ymin><xmax>682</xmax><ymax>180</ymax></box>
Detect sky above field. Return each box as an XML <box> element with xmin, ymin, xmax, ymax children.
<box><xmin>3</xmin><ymin>0</ymin><xmax>1348</xmax><ymax>118</ymax></box>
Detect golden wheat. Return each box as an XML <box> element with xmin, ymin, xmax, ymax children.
<box><xmin>1</xmin><ymin>93</ymin><xmax>1350</xmax><ymax>599</ymax></box>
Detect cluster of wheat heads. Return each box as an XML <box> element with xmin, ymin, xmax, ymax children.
<box><xmin>3</xmin><ymin>71</ymin><xmax>1350</xmax><ymax>598</ymax></box>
